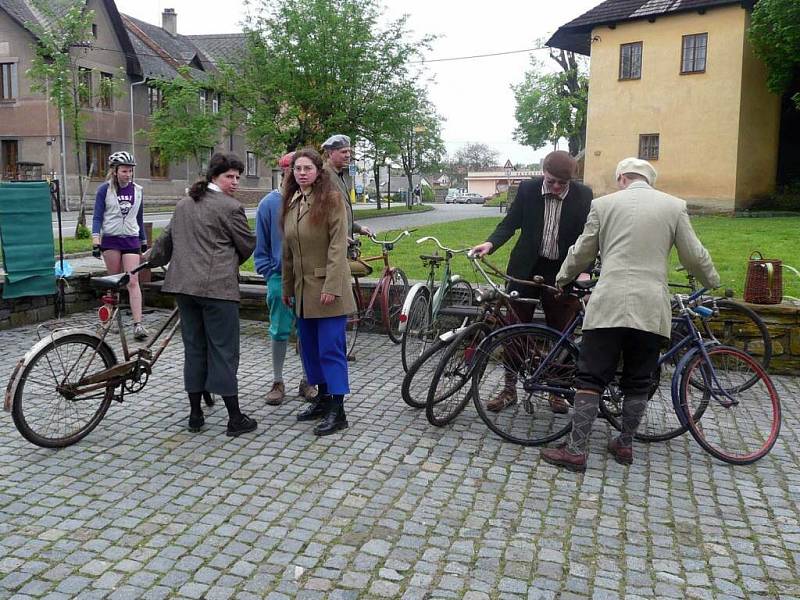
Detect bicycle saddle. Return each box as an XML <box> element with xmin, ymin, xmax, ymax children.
<box><xmin>93</xmin><ymin>272</ymin><xmax>131</xmax><ymax>289</ymax></box>
<box><xmin>419</xmin><ymin>254</ymin><xmax>445</xmax><ymax>263</ymax></box>
<box><xmin>573</xmin><ymin>279</ymin><xmax>597</xmax><ymax>290</ymax></box>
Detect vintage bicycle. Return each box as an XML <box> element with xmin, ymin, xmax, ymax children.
<box><xmin>398</xmin><ymin>236</ymin><xmax>474</xmax><ymax>371</ymax></box>
<box><xmin>3</xmin><ymin>262</ymin><xmax>194</xmax><ymax>448</ymax></box>
<box><xmin>345</xmin><ymin>230</ymin><xmax>412</xmax><ymax>357</ymax></box>
<box><xmin>469</xmin><ymin>282</ymin><xmax>781</xmax><ymax>464</ymax></box>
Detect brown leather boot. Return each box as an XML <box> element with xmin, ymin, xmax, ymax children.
<box><xmin>265</xmin><ymin>381</ymin><xmax>285</xmax><ymax>406</ymax></box>
<box><xmin>541</xmin><ymin>444</ymin><xmax>587</xmax><ymax>473</ymax></box>
<box><xmin>607</xmin><ymin>437</ymin><xmax>633</xmax><ymax>465</ymax></box>
<box><xmin>486</xmin><ymin>372</ymin><xmax>518</xmax><ymax>412</ymax></box>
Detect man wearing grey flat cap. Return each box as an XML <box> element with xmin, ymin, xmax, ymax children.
<box><xmin>541</xmin><ymin>157</ymin><xmax>720</xmax><ymax>473</ymax></box>
<box><xmin>322</xmin><ymin>134</ymin><xmax>372</xmax><ymax>240</ymax></box>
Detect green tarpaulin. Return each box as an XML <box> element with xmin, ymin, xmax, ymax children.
<box><xmin>0</xmin><ymin>181</ymin><xmax>55</xmax><ymax>299</ymax></box>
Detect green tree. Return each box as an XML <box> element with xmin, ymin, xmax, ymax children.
<box><xmin>145</xmin><ymin>72</ymin><xmax>225</xmax><ymax>174</ymax></box>
<box><xmin>398</xmin><ymin>93</ymin><xmax>446</xmax><ymax>207</ymax></box>
<box><xmin>221</xmin><ymin>0</ymin><xmax>432</xmax><ymax>155</ymax></box>
<box><xmin>749</xmin><ymin>0</ymin><xmax>800</xmax><ymax>109</ymax></box>
<box><xmin>26</xmin><ymin>0</ymin><xmax>118</xmax><ymax>234</ymax></box>
<box><xmin>512</xmin><ymin>49</ymin><xmax>588</xmax><ymax>155</ymax></box>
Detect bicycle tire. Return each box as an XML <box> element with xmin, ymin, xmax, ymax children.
<box><xmin>401</xmin><ymin>290</ymin><xmax>432</xmax><ymax>372</ymax></box>
<box><xmin>383</xmin><ymin>268</ymin><xmax>409</xmax><ymax>344</ymax></box>
<box><xmin>677</xmin><ymin>345</ymin><xmax>780</xmax><ymax>465</ymax></box>
<box><xmin>11</xmin><ymin>333</ymin><xmax>116</xmax><ymax>448</ymax></box>
<box><xmin>426</xmin><ymin>322</ymin><xmax>491</xmax><ymax>427</ymax></box>
<box><xmin>471</xmin><ymin>325</ymin><xmax>575</xmax><ymax>446</ymax></box>
<box><xmin>600</xmin><ymin>356</ymin><xmax>699</xmax><ymax>443</ymax></box>
<box><xmin>401</xmin><ymin>337</ymin><xmax>452</xmax><ymax>409</ymax></box>
<box><xmin>701</xmin><ymin>298</ymin><xmax>772</xmax><ymax>371</ymax></box>
<box><xmin>345</xmin><ymin>285</ymin><xmax>361</xmax><ymax>359</ymax></box>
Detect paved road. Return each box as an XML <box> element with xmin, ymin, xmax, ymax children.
<box><xmin>0</xmin><ymin>311</ymin><xmax>798</xmax><ymax>599</ymax></box>
<box><xmin>53</xmin><ymin>204</ymin><xmax>501</xmax><ymax>239</ymax></box>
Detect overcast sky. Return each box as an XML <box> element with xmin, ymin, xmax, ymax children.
<box><xmin>114</xmin><ymin>0</ymin><xmax>599</xmax><ymax>164</ymax></box>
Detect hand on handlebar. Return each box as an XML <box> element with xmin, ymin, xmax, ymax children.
<box><xmin>471</xmin><ymin>242</ymin><xmax>493</xmax><ymax>257</ymax></box>
<box><xmin>359</xmin><ymin>225</ymin><xmax>373</xmax><ymax>237</ymax></box>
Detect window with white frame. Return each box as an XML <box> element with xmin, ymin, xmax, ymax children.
<box><xmin>246</xmin><ymin>151</ymin><xmax>257</xmax><ymax>177</ymax></box>
<box><xmin>0</xmin><ymin>62</ymin><xmax>18</xmax><ymax>101</ymax></box>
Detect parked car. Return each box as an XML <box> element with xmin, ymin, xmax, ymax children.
<box><xmin>444</xmin><ymin>189</ymin><xmax>460</xmax><ymax>204</ymax></box>
<box><xmin>455</xmin><ymin>192</ymin><xmax>486</xmax><ymax>204</ymax></box>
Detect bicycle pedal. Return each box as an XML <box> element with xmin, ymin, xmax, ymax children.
<box><xmin>113</xmin><ymin>394</ymin><xmax>124</xmax><ymax>403</ymax></box>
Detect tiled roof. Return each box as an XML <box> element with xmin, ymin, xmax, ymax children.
<box><xmin>0</xmin><ymin>0</ymin><xmax>40</xmax><ymax>32</ymax></box>
<box><xmin>187</xmin><ymin>34</ymin><xmax>247</xmax><ymax>67</ymax></box>
<box><xmin>122</xmin><ymin>14</ymin><xmax>215</xmax><ymax>73</ymax></box>
<box><xmin>547</xmin><ymin>0</ymin><xmax>753</xmax><ymax>54</ymax></box>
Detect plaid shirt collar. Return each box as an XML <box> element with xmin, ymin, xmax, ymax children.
<box><xmin>541</xmin><ymin>179</ymin><xmax>570</xmax><ymax>200</ymax></box>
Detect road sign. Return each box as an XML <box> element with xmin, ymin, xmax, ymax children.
<box><xmin>355</xmin><ymin>183</ymin><xmax>364</xmax><ymax>194</ymax></box>
<box><xmin>348</xmin><ymin>163</ymin><xmax>357</xmax><ymax>177</ymax></box>
<box><xmin>503</xmin><ymin>159</ymin><xmax>514</xmax><ymax>170</ymax></box>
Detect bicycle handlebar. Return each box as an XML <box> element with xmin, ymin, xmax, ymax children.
<box><xmin>416</xmin><ymin>236</ymin><xmax>470</xmax><ymax>254</ymax></box>
<box><xmin>467</xmin><ymin>255</ymin><xmax>550</xmax><ymax>303</ymax></box>
<box><xmin>368</xmin><ymin>229</ymin><xmax>415</xmax><ymax>245</ymax></box>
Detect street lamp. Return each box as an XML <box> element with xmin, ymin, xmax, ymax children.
<box><xmin>409</xmin><ymin>125</ymin><xmax>427</xmax><ymax>209</ymax></box>
<box><xmin>385</xmin><ymin>157</ymin><xmax>393</xmax><ymax>210</ymax></box>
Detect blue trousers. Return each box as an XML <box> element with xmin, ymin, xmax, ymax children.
<box><xmin>296</xmin><ymin>315</ymin><xmax>350</xmax><ymax>395</ymax></box>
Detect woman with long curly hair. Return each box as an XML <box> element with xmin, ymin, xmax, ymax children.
<box><xmin>281</xmin><ymin>147</ymin><xmax>356</xmax><ymax>436</ymax></box>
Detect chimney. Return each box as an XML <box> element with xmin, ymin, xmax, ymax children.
<box><xmin>162</xmin><ymin>8</ymin><xmax>177</xmax><ymax>35</ymax></box>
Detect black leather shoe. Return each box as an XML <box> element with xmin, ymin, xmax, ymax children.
<box><xmin>297</xmin><ymin>396</ymin><xmax>329</xmax><ymax>422</ymax></box>
<box><xmin>314</xmin><ymin>406</ymin><xmax>348</xmax><ymax>436</ymax></box>
<box><xmin>188</xmin><ymin>413</ymin><xmax>204</xmax><ymax>432</ymax></box>
<box><xmin>226</xmin><ymin>414</ymin><xmax>257</xmax><ymax>437</ymax></box>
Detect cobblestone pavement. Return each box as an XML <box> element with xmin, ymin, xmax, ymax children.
<box><xmin>1</xmin><ymin>311</ymin><xmax>799</xmax><ymax>600</ymax></box>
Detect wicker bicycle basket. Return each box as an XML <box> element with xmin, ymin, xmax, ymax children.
<box><xmin>743</xmin><ymin>251</ymin><xmax>782</xmax><ymax>304</ymax></box>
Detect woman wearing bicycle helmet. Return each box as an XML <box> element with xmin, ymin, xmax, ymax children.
<box><xmin>91</xmin><ymin>151</ymin><xmax>149</xmax><ymax>340</ymax></box>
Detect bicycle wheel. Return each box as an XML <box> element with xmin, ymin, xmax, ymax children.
<box><xmin>345</xmin><ymin>285</ymin><xmax>361</xmax><ymax>359</ymax></box>
<box><xmin>426</xmin><ymin>322</ymin><xmax>490</xmax><ymax>427</ymax></box>
<box><xmin>401</xmin><ymin>291</ymin><xmax>432</xmax><ymax>372</ymax></box>
<box><xmin>401</xmin><ymin>337</ymin><xmax>451</xmax><ymax>409</ymax></box>
<box><xmin>383</xmin><ymin>268</ymin><xmax>409</xmax><ymax>344</ymax></box>
<box><xmin>701</xmin><ymin>299</ymin><xmax>772</xmax><ymax>371</ymax></box>
<box><xmin>677</xmin><ymin>346</ymin><xmax>780</xmax><ymax>464</ymax></box>
<box><xmin>600</xmin><ymin>356</ymin><xmax>697</xmax><ymax>443</ymax></box>
<box><xmin>472</xmin><ymin>325</ymin><xmax>575</xmax><ymax>446</ymax></box>
<box><xmin>11</xmin><ymin>334</ymin><xmax>116</xmax><ymax>448</ymax></box>
<box><xmin>439</xmin><ymin>279</ymin><xmax>474</xmax><ymax>331</ymax></box>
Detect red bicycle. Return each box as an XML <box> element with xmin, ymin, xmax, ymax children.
<box><xmin>346</xmin><ymin>230</ymin><xmax>413</xmax><ymax>356</ymax></box>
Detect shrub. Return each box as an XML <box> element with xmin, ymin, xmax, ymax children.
<box><xmin>75</xmin><ymin>223</ymin><xmax>91</xmax><ymax>239</ymax></box>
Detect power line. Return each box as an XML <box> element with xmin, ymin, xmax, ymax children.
<box><xmin>413</xmin><ymin>46</ymin><xmax>548</xmax><ymax>64</ymax></box>
<box><xmin>64</xmin><ymin>40</ymin><xmax>550</xmax><ymax>67</ymax></box>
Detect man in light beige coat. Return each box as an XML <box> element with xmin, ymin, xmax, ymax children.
<box><xmin>541</xmin><ymin>157</ymin><xmax>720</xmax><ymax>473</ymax></box>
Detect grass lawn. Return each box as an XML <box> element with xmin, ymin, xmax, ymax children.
<box><xmin>35</xmin><ymin>213</ymin><xmax>800</xmax><ymax>299</ymax></box>
<box><xmin>372</xmin><ymin>215</ymin><xmax>800</xmax><ymax>298</ymax></box>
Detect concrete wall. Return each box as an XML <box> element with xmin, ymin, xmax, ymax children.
<box><xmin>734</xmin><ymin>11</ymin><xmax>781</xmax><ymax>209</ymax></box>
<box><xmin>583</xmin><ymin>5</ymin><xmax>778</xmax><ymax>209</ymax></box>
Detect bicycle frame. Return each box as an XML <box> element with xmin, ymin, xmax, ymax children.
<box><xmin>350</xmin><ymin>230</ymin><xmax>411</xmax><ymax>329</ymax></box>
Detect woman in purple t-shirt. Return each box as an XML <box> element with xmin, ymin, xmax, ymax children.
<box><xmin>91</xmin><ymin>151</ymin><xmax>148</xmax><ymax>340</ymax></box>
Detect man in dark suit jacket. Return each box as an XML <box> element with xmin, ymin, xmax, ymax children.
<box><xmin>471</xmin><ymin>151</ymin><xmax>593</xmax><ymax>411</ymax></box>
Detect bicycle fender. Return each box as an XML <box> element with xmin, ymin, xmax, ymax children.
<box><xmin>4</xmin><ymin>329</ymin><xmax>118</xmax><ymax>412</ymax></box>
<box><xmin>398</xmin><ymin>283</ymin><xmax>430</xmax><ymax>333</ymax></box>
<box><xmin>671</xmin><ymin>345</ymin><xmax>703</xmax><ymax>428</ymax></box>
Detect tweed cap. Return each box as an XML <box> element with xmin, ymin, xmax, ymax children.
<box><xmin>278</xmin><ymin>152</ymin><xmax>295</xmax><ymax>169</ymax></box>
<box><xmin>615</xmin><ymin>157</ymin><xmax>657</xmax><ymax>185</ymax></box>
<box><xmin>321</xmin><ymin>134</ymin><xmax>351</xmax><ymax>151</ymax></box>
<box><xmin>541</xmin><ymin>151</ymin><xmax>577</xmax><ymax>181</ymax></box>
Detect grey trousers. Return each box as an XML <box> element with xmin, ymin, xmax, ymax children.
<box><xmin>176</xmin><ymin>294</ymin><xmax>241</xmax><ymax>396</ymax></box>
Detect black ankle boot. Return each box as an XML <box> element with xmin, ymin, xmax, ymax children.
<box><xmin>188</xmin><ymin>412</ymin><xmax>204</xmax><ymax>432</ymax></box>
<box><xmin>297</xmin><ymin>395</ymin><xmax>330</xmax><ymax>422</ymax></box>
<box><xmin>314</xmin><ymin>396</ymin><xmax>348</xmax><ymax>436</ymax></box>
<box><xmin>188</xmin><ymin>392</ymin><xmax>204</xmax><ymax>432</ymax></box>
<box><xmin>226</xmin><ymin>414</ymin><xmax>257</xmax><ymax>437</ymax></box>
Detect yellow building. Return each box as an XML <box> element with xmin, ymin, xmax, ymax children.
<box><xmin>548</xmin><ymin>0</ymin><xmax>780</xmax><ymax>211</ymax></box>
